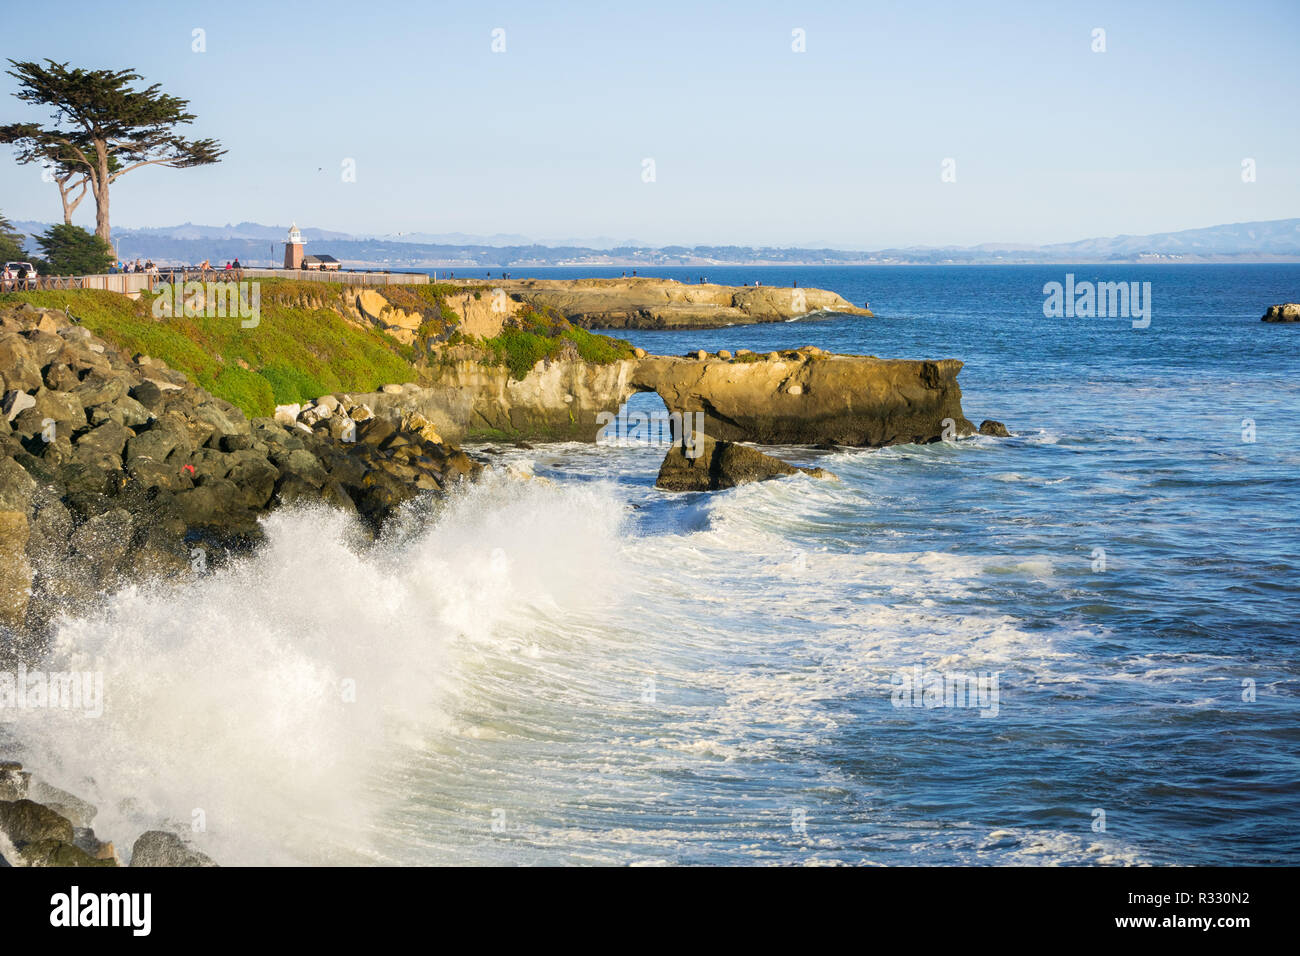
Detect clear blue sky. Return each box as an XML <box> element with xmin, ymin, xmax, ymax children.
<box><xmin>2</xmin><ymin>0</ymin><xmax>1297</xmax><ymax>247</ymax></box>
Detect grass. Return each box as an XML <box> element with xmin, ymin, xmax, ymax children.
<box><xmin>0</xmin><ymin>282</ymin><xmax>638</xmax><ymax>415</ymax></box>
<box><xmin>0</xmin><ymin>283</ymin><xmax>415</xmax><ymax>417</ymax></box>
<box><xmin>477</xmin><ymin>306</ymin><xmax>635</xmax><ymax>379</ymax></box>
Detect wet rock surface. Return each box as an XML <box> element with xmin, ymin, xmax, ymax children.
<box><xmin>656</xmin><ymin>433</ymin><xmax>834</xmax><ymax>491</ymax></box>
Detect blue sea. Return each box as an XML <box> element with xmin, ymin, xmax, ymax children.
<box><xmin>18</xmin><ymin>264</ymin><xmax>1299</xmax><ymax>865</ymax></box>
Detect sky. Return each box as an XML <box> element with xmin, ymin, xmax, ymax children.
<box><xmin>1</xmin><ymin>0</ymin><xmax>1298</xmax><ymax>248</ymax></box>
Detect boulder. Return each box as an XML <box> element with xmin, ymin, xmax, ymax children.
<box><xmin>0</xmin><ymin>334</ymin><xmax>42</xmax><ymax>390</ymax></box>
<box><xmin>978</xmin><ymin>419</ymin><xmax>1011</xmax><ymax>437</ymax></box>
<box><xmin>130</xmin><ymin>830</ymin><xmax>218</xmax><ymax>867</ymax></box>
<box><xmin>16</xmin><ymin>837</ymin><xmax>116</xmax><ymax>867</ymax></box>
<box><xmin>3</xmin><ymin>390</ymin><xmax>36</xmax><ymax>422</ymax></box>
<box><xmin>0</xmin><ymin>799</ymin><xmax>75</xmax><ymax>847</ymax></box>
<box><xmin>656</xmin><ymin>434</ymin><xmax>833</xmax><ymax>491</ymax></box>
<box><xmin>128</xmin><ymin>380</ymin><xmax>165</xmax><ymax>411</ymax></box>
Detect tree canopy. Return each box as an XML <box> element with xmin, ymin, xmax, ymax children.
<box><xmin>0</xmin><ymin>211</ymin><xmax>28</xmax><ymax>263</ymax></box>
<box><xmin>34</xmin><ymin>222</ymin><xmax>115</xmax><ymax>275</ymax></box>
<box><xmin>0</xmin><ymin>59</ymin><xmax>224</xmax><ymax>245</ymax></box>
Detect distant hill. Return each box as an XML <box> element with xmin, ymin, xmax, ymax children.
<box><xmin>10</xmin><ymin>218</ymin><xmax>1300</xmax><ymax>267</ymax></box>
<box><xmin>1041</xmin><ymin>219</ymin><xmax>1300</xmax><ymax>257</ymax></box>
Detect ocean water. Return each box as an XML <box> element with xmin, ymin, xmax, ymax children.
<box><xmin>8</xmin><ymin>265</ymin><xmax>1299</xmax><ymax>866</ymax></box>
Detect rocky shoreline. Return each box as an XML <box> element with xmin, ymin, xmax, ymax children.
<box><xmin>1</xmin><ymin>761</ymin><xmax>215</xmax><ymax>867</ymax></box>
<box><xmin>0</xmin><ymin>300</ymin><xmax>491</xmax><ymax>865</ymax></box>
<box><xmin>0</xmin><ymin>301</ymin><xmax>483</xmax><ymax>634</ymax></box>
<box><xmin>0</xmin><ymin>282</ymin><xmax>1002</xmax><ymax>866</ymax></box>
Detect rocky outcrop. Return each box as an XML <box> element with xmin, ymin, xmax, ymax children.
<box><xmin>1262</xmin><ymin>303</ymin><xmax>1300</xmax><ymax>322</ymax></box>
<box><xmin>350</xmin><ymin>345</ymin><xmax>976</xmax><ymax>448</ymax></box>
<box><xmin>446</xmin><ymin>277</ymin><xmax>871</xmax><ymax>329</ymax></box>
<box><xmin>978</xmin><ymin>419</ymin><xmax>1010</xmax><ymax>437</ymax></box>
<box><xmin>352</xmin><ymin>350</ymin><xmax>640</xmax><ymax>443</ymax></box>
<box><xmin>633</xmin><ymin>349</ymin><xmax>975</xmax><ymax>446</ymax></box>
<box><xmin>0</xmin><ymin>793</ymin><xmax>118</xmax><ymax>867</ymax></box>
<box><xmin>656</xmin><ymin>433</ymin><xmax>833</xmax><ymax>491</ymax></box>
<box><xmin>0</xmin><ymin>302</ymin><xmax>482</xmax><ymax>634</ymax></box>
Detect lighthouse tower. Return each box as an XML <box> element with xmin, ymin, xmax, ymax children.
<box><xmin>284</xmin><ymin>222</ymin><xmax>304</xmax><ymax>269</ymax></box>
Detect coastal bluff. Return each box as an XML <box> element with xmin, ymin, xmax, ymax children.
<box><xmin>441</xmin><ymin>276</ymin><xmax>872</xmax><ymax>329</ymax></box>
<box><xmin>349</xmin><ymin>346</ymin><xmax>976</xmax><ymax>447</ymax></box>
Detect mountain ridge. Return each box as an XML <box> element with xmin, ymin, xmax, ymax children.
<box><xmin>10</xmin><ymin>218</ymin><xmax>1300</xmax><ymax>267</ymax></box>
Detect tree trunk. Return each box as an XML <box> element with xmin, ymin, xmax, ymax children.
<box><xmin>93</xmin><ymin>141</ymin><xmax>112</xmax><ymax>250</ymax></box>
<box><xmin>56</xmin><ymin>176</ymin><xmax>79</xmax><ymax>225</ymax></box>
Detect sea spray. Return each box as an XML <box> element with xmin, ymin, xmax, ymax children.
<box><xmin>10</xmin><ymin>474</ymin><xmax>630</xmax><ymax>865</ymax></box>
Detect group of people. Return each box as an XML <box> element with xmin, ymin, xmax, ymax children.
<box><xmin>191</xmin><ymin>259</ymin><xmax>243</xmax><ymax>276</ymax></box>
<box><xmin>110</xmin><ymin>259</ymin><xmax>159</xmax><ymax>275</ymax></box>
<box><xmin>1</xmin><ymin>263</ymin><xmax>34</xmax><ymax>291</ymax></box>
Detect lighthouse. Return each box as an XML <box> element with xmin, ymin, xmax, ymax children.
<box><xmin>284</xmin><ymin>222</ymin><xmax>304</xmax><ymax>269</ymax></box>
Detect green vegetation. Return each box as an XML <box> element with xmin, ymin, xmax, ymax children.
<box><xmin>0</xmin><ymin>280</ymin><xmax>637</xmax><ymax>421</ymax></box>
<box><xmin>34</xmin><ymin>223</ymin><xmax>114</xmax><ymax>274</ymax></box>
<box><xmin>0</xmin><ymin>211</ymin><xmax>26</xmax><ymax>262</ymax></box>
<box><xmin>0</xmin><ymin>281</ymin><xmax>414</xmax><ymax>417</ymax></box>
<box><xmin>477</xmin><ymin>305</ymin><xmax>635</xmax><ymax>379</ymax></box>
<box><xmin>1</xmin><ymin>59</ymin><xmax>224</xmax><ymax>242</ymax></box>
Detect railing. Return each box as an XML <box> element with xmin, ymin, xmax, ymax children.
<box><xmin>2</xmin><ymin>273</ymin><xmax>158</xmax><ymax>294</ymax></box>
<box><xmin>239</xmin><ymin>268</ymin><xmax>429</xmax><ymax>287</ymax></box>
<box><xmin>1</xmin><ymin>266</ymin><xmax>429</xmax><ymax>294</ymax></box>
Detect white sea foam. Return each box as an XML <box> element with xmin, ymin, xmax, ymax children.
<box><xmin>12</xmin><ymin>476</ymin><xmax>630</xmax><ymax>865</ymax></box>
<box><xmin>8</xmin><ymin>446</ymin><xmax>1173</xmax><ymax>865</ymax></box>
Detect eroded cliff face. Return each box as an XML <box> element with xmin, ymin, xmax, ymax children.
<box><xmin>444</xmin><ymin>277</ymin><xmax>871</xmax><ymax>329</ymax></box>
<box><xmin>353</xmin><ymin>354</ymin><xmax>641</xmax><ymax>443</ymax></box>
<box><xmin>633</xmin><ymin>352</ymin><xmax>975</xmax><ymax>446</ymax></box>
<box><xmin>354</xmin><ymin>347</ymin><xmax>974</xmax><ymax>447</ymax></box>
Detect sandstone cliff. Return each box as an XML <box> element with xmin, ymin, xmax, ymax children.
<box><xmin>444</xmin><ymin>276</ymin><xmax>871</xmax><ymax>329</ymax></box>
<box><xmin>352</xmin><ymin>346</ymin><xmax>974</xmax><ymax>447</ymax></box>
<box><xmin>633</xmin><ymin>349</ymin><xmax>975</xmax><ymax>446</ymax></box>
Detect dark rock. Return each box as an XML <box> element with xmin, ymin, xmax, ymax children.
<box><xmin>978</xmin><ymin>419</ymin><xmax>1011</xmax><ymax>437</ymax></box>
<box><xmin>74</xmin><ymin>420</ymin><xmax>133</xmax><ymax>466</ymax></box>
<box><xmin>130</xmin><ymin>830</ymin><xmax>217</xmax><ymax>867</ymax></box>
<box><xmin>656</xmin><ymin>434</ymin><xmax>833</xmax><ymax>491</ymax></box>
<box><xmin>359</xmin><ymin>417</ymin><xmax>397</xmax><ymax>446</ymax></box>
<box><xmin>43</xmin><ymin>363</ymin><xmax>80</xmax><ymax>392</ymax></box>
<box><xmin>0</xmin><ymin>335</ymin><xmax>43</xmax><ymax>390</ymax></box>
<box><xmin>0</xmin><ymin>798</ymin><xmax>75</xmax><ymax>846</ymax></box>
<box><xmin>72</xmin><ymin>375</ymin><xmax>127</xmax><ymax>409</ymax></box>
<box><xmin>129</xmin><ymin>379</ymin><xmax>165</xmax><ymax>410</ymax></box>
<box><xmin>16</xmin><ymin>837</ymin><xmax>116</xmax><ymax>867</ymax></box>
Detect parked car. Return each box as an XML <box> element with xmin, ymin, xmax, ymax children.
<box><xmin>3</xmin><ymin>261</ymin><xmax>38</xmax><ymax>290</ymax></box>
